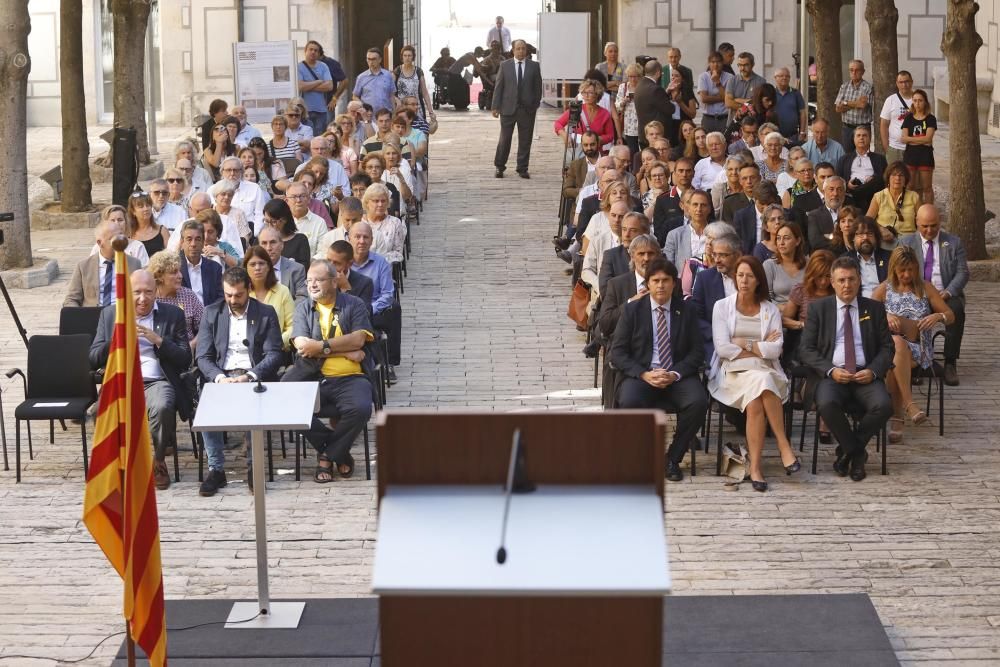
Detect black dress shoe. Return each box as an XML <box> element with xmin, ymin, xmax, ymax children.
<box><xmin>833</xmin><ymin>447</ymin><xmax>850</xmax><ymax>477</ymax></box>
<box><xmin>495</xmin><ymin>168</ymin><xmax>504</xmax><ymax>178</ymax></box>
<box><xmin>199</xmin><ymin>469</ymin><xmax>228</xmax><ymax>497</ymax></box>
<box><xmin>552</xmin><ymin>236</ymin><xmax>572</xmax><ymax>250</ymax></box>
<box><xmin>944</xmin><ymin>362</ymin><xmax>959</xmax><ymax>386</ymax></box>
<box><xmin>850</xmin><ymin>451</ymin><xmax>868</xmax><ymax>482</ymax></box>
<box><xmin>582</xmin><ymin>340</ymin><xmax>601</xmax><ymax>358</ymax></box>
<box><xmin>665</xmin><ymin>461</ymin><xmax>683</xmax><ymax>482</ymax></box>
<box><xmin>517</xmin><ymin>171</ymin><xmax>530</xmax><ymax>179</ymax></box>
<box><xmin>750</xmin><ymin>478</ymin><xmax>768</xmax><ymax>492</ymax></box>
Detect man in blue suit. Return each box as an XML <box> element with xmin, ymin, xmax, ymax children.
<box><xmin>610</xmin><ymin>257</ymin><xmax>707</xmax><ymax>482</ymax></box>
<box><xmin>178</xmin><ymin>220</ymin><xmax>223</xmax><ymax>306</ymax></box>
<box><xmin>691</xmin><ymin>233</ymin><xmax>740</xmax><ymax>363</ymax></box>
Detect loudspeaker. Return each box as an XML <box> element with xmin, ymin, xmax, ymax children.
<box><xmin>111</xmin><ymin>127</ymin><xmax>138</xmax><ymax>207</ymax></box>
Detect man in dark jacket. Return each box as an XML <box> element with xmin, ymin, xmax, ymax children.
<box><xmin>90</xmin><ymin>270</ymin><xmax>192</xmax><ymax>491</ymax></box>
<box><xmin>633</xmin><ymin>60</ymin><xmax>674</xmax><ymax>148</ymax></box>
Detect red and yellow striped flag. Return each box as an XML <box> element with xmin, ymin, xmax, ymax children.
<box><xmin>83</xmin><ymin>248</ymin><xmax>167</xmax><ymax>666</ymax></box>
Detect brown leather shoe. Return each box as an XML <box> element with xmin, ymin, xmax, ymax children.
<box><xmin>153</xmin><ymin>460</ymin><xmax>170</xmax><ymax>490</ymax></box>
<box><xmin>944</xmin><ymin>362</ymin><xmax>959</xmax><ymax>387</ymax></box>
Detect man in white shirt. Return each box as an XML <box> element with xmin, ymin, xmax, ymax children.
<box><xmin>878</xmin><ymin>70</ymin><xmax>914</xmax><ymax>165</ymax></box>
<box><xmin>286</xmin><ymin>181</ymin><xmax>326</xmax><ymax>256</ymax></box>
<box><xmin>148</xmin><ymin>179</ymin><xmax>188</xmax><ymax>231</ymax></box>
<box><xmin>692</xmin><ymin>132</ymin><xmax>727</xmax><ymax>190</ymax></box>
<box><xmin>218</xmin><ymin>156</ymin><xmax>266</xmax><ymax>233</ymax></box>
<box><xmin>487</xmin><ymin>16</ymin><xmax>512</xmax><ymax>53</ymax></box>
<box><xmin>232</xmin><ymin>105</ymin><xmax>262</xmax><ymax>146</ymax></box>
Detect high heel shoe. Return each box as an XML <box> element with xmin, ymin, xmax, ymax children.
<box><xmin>784</xmin><ymin>457</ymin><xmax>802</xmax><ymax>475</ymax></box>
<box><xmin>904</xmin><ymin>402</ymin><xmax>927</xmax><ymax>425</ymax></box>
<box><xmin>888</xmin><ymin>417</ymin><xmax>905</xmax><ymax>443</ymax></box>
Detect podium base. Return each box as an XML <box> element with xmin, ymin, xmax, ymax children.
<box><xmin>225</xmin><ymin>601</ymin><xmax>305</xmax><ymax>629</ymax></box>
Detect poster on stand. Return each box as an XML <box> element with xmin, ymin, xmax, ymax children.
<box><xmin>233</xmin><ymin>40</ymin><xmax>297</xmax><ymax>124</ymax></box>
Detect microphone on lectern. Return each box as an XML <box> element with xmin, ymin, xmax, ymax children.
<box><xmin>496</xmin><ymin>428</ymin><xmax>536</xmax><ymax>565</ymax></box>
<box><xmin>242</xmin><ymin>339</ymin><xmax>266</xmax><ymax>393</ymax></box>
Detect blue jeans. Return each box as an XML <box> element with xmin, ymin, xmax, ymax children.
<box><xmin>202</xmin><ymin>430</ymin><xmax>249</xmax><ymax>471</ymax></box>
<box><xmin>308</xmin><ymin>110</ymin><xmax>328</xmax><ymax>133</ymax></box>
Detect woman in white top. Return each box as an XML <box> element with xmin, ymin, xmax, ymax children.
<box><xmin>361</xmin><ymin>183</ymin><xmax>406</xmax><ymax>264</ymax></box>
<box><xmin>709</xmin><ymin>256</ymin><xmax>800</xmax><ymax>491</ymax></box>
<box><xmin>206</xmin><ymin>180</ymin><xmax>249</xmax><ymax>255</ymax></box>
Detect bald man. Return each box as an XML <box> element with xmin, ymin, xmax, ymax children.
<box><xmin>64</xmin><ymin>220</ymin><xmax>143</xmax><ymax>307</ymax></box>
<box><xmin>89</xmin><ymin>269</ymin><xmax>192</xmax><ymax>490</ymax></box>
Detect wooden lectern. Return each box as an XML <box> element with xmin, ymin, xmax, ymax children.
<box><xmin>372</xmin><ymin>411</ymin><xmax>670</xmax><ymax>667</ymax></box>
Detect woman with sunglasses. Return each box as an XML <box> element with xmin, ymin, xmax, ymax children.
<box><xmin>164</xmin><ymin>167</ymin><xmax>190</xmax><ymax>209</ymax></box>
<box><xmin>202</xmin><ymin>123</ymin><xmax>235</xmax><ymax>182</ymax></box>
<box><xmin>127</xmin><ymin>191</ymin><xmax>171</xmax><ymax>259</ymax></box>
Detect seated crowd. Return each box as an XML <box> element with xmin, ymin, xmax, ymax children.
<box><xmin>63</xmin><ymin>41</ymin><xmax>435</xmax><ymax>493</ymax></box>
<box><xmin>559</xmin><ymin>42</ymin><xmax>969</xmax><ymax>490</ymax></box>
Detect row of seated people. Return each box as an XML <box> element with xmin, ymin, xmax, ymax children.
<box><xmin>570</xmin><ymin>181</ymin><xmax>967</xmax><ymax>489</ymax></box>
<box><xmin>67</xmin><ymin>210</ymin><xmax>403</xmax><ymax>493</ymax></box>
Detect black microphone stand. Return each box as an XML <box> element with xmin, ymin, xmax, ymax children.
<box><xmin>496</xmin><ymin>428</ymin><xmax>535</xmax><ymax>564</ymax></box>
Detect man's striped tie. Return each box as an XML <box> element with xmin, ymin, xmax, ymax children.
<box><xmin>655</xmin><ymin>305</ymin><xmax>671</xmax><ymax>370</ymax></box>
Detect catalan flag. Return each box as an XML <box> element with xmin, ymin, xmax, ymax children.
<box><xmin>83</xmin><ymin>249</ymin><xmax>167</xmax><ymax>666</ymax></box>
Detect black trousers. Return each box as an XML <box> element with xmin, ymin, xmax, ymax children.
<box><xmin>618</xmin><ymin>375</ymin><xmax>708</xmax><ymax>464</ymax></box>
<box><xmin>944</xmin><ymin>297</ymin><xmax>965</xmax><ymax>362</ymax></box>
<box><xmin>494</xmin><ymin>107</ymin><xmax>537</xmax><ymax>173</ymax></box>
<box><xmin>815</xmin><ymin>377</ymin><xmax>892</xmax><ymax>460</ymax></box>
<box><xmin>373</xmin><ymin>300</ymin><xmax>402</xmax><ymax>366</ymax></box>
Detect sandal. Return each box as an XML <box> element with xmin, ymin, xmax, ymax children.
<box><xmin>888</xmin><ymin>417</ymin><xmax>905</xmax><ymax>443</ymax></box>
<box><xmin>314</xmin><ymin>456</ymin><xmax>334</xmax><ymax>484</ymax></box>
<box><xmin>904</xmin><ymin>402</ymin><xmax>927</xmax><ymax>426</ymax></box>
<box><xmin>337</xmin><ymin>453</ymin><xmax>355</xmax><ymax>479</ymax></box>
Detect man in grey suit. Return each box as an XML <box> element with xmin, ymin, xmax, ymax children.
<box><xmin>900</xmin><ymin>204</ymin><xmax>969</xmax><ymax>385</ymax></box>
<box><xmin>258</xmin><ymin>226</ymin><xmax>307</xmax><ymax>302</ymax></box>
<box><xmin>664</xmin><ymin>190</ymin><xmax>712</xmax><ymax>269</ymax></box>
<box><xmin>491</xmin><ymin>39</ymin><xmax>543</xmax><ymax>178</ymax></box>
<box><xmin>64</xmin><ymin>220</ymin><xmax>142</xmax><ymax>307</ymax></box>
<box><xmin>90</xmin><ymin>270</ymin><xmax>191</xmax><ymax>491</ymax></box>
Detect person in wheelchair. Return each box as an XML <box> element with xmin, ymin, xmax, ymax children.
<box><xmin>442</xmin><ymin>48</ymin><xmax>486</xmax><ymax>111</ymax></box>
<box><xmin>478</xmin><ymin>41</ymin><xmax>505</xmax><ymax>110</ymax></box>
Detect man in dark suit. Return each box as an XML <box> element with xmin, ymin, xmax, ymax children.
<box><xmin>327</xmin><ymin>240</ymin><xmax>374</xmax><ymax>310</ymax></box>
<box><xmin>720</xmin><ymin>162</ymin><xmax>760</xmax><ymax>223</ymax></box>
<box><xmin>790</xmin><ymin>161</ymin><xmax>831</xmax><ymax>231</ymax></box>
<box><xmin>90</xmin><ymin>269</ymin><xmax>192</xmax><ymax>491</ymax></box>
<box><xmin>799</xmin><ymin>256</ymin><xmax>894</xmax><ymax>481</ymax></box>
<box><xmin>491</xmin><ymin>39</ymin><xmax>543</xmax><ymax>178</ymax></box>
<box><xmin>633</xmin><ymin>59</ymin><xmax>675</xmax><ymax>148</ymax></box>
<box><xmin>610</xmin><ymin>257</ymin><xmax>707</xmax><ymax>482</ymax></box>
<box><xmin>177</xmin><ymin>220</ymin><xmax>223</xmax><ymax>306</ymax></box>
<box><xmin>733</xmin><ymin>180</ymin><xmax>780</xmax><ymax>255</ymax></box>
<box><xmin>652</xmin><ymin>157</ymin><xmax>695</xmax><ymax>244</ymax></box>
<box><xmin>64</xmin><ymin>220</ymin><xmax>143</xmax><ymax>307</ymax></box>
<box><xmin>195</xmin><ymin>267</ymin><xmax>284</xmax><ymax>495</ymax></box>
<box><xmin>598</xmin><ymin>212</ymin><xmax>649</xmax><ymax>296</ymax></box>
<box><xmin>845</xmin><ymin>218</ymin><xmax>890</xmax><ymax>297</ymax></box>
<box><xmin>900</xmin><ymin>204</ymin><xmax>969</xmax><ymax>385</ymax></box>
<box><xmin>258</xmin><ymin>226</ymin><xmax>307</xmax><ymax>302</ymax></box>
<box><xmin>805</xmin><ymin>175</ymin><xmax>847</xmax><ymax>252</ymax></box>
<box><xmin>691</xmin><ymin>234</ymin><xmax>740</xmax><ymax>363</ymax></box>
<box><xmin>836</xmin><ymin>126</ymin><xmax>887</xmax><ymax>214</ymax></box>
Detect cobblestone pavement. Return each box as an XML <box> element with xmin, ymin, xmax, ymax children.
<box><xmin>1</xmin><ymin>110</ymin><xmax>999</xmax><ymax>665</ymax></box>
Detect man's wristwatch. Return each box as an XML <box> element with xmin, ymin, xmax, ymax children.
<box><xmin>322</xmin><ymin>339</ymin><xmax>331</xmax><ymax>356</ymax></box>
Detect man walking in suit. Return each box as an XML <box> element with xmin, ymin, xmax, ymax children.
<box><xmin>258</xmin><ymin>226</ymin><xmax>307</xmax><ymax>302</ymax></box>
<box><xmin>634</xmin><ymin>59</ymin><xmax>675</xmax><ymax>149</ymax></box>
<box><xmin>799</xmin><ymin>256</ymin><xmax>894</xmax><ymax>481</ymax></box>
<box><xmin>64</xmin><ymin>220</ymin><xmax>142</xmax><ymax>307</ymax></box>
<box><xmin>195</xmin><ymin>267</ymin><xmax>285</xmax><ymax>495</ymax></box>
<box><xmin>492</xmin><ymin>39</ymin><xmax>543</xmax><ymax>178</ymax></box>
<box><xmin>900</xmin><ymin>204</ymin><xmax>969</xmax><ymax>385</ymax></box>
<box><xmin>90</xmin><ymin>270</ymin><xmax>191</xmax><ymax>491</ymax></box>
<box><xmin>610</xmin><ymin>257</ymin><xmax>707</xmax><ymax>481</ymax></box>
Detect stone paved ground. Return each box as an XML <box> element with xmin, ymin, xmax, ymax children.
<box><xmin>1</xmin><ymin>110</ymin><xmax>999</xmax><ymax>665</ymax></box>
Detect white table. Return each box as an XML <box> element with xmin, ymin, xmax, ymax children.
<box><xmin>372</xmin><ymin>485</ymin><xmax>670</xmax><ymax>596</ymax></box>
<box><xmin>193</xmin><ymin>381</ymin><xmax>319</xmax><ymax>628</ymax></box>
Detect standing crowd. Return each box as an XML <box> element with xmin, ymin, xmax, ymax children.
<box><xmin>63</xmin><ymin>40</ymin><xmax>437</xmax><ymax>493</ymax></box>
<box><xmin>556</xmin><ymin>42</ymin><xmax>968</xmax><ymax>490</ymax></box>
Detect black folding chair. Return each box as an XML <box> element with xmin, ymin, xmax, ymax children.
<box><xmin>59</xmin><ymin>306</ymin><xmax>103</xmax><ymax>342</ymax></box>
<box><xmin>6</xmin><ymin>335</ymin><xmax>97</xmax><ymax>482</ymax></box>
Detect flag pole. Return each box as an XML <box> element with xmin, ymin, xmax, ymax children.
<box><xmin>113</xmin><ymin>236</ymin><xmax>138</xmax><ymax>667</ymax></box>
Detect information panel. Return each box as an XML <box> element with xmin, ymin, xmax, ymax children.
<box><xmin>233</xmin><ymin>40</ymin><xmax>298</xmax><ymax>124</ymax></box>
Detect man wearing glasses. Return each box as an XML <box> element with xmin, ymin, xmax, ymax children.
<box><xmin>879</xmin><ymin>70</ymin><xmax>914</xmax><ymax>165</ymax></box>
<box><xmin>147</xmin><ymin>178</ymin><xmax>187</xmax><ymax>231</ymax></box>
<box><xmin>216</xmin><ymin>156</ymin><xmax>266</xmax><ymax>235</ymax></box>
<box><xmin>352</xmin><ymin>48</ymin><xmax>396</xmax><ymax>119</ymax></box>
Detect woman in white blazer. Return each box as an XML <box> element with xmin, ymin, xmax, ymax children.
<box><xmin>708</xmin><ymin>255</ymin><xmax>800</xmax><ymax>491</ymax></box>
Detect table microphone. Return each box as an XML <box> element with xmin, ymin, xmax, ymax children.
<box><xmin>496</xmin><ymin>428</ymin><xmax>535</xmax><ymax>565</ymax></box>
<box><xmin>242</xmin><ymin>339</ymin><xmax>266</xmax><ymax>393</ymax></box>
